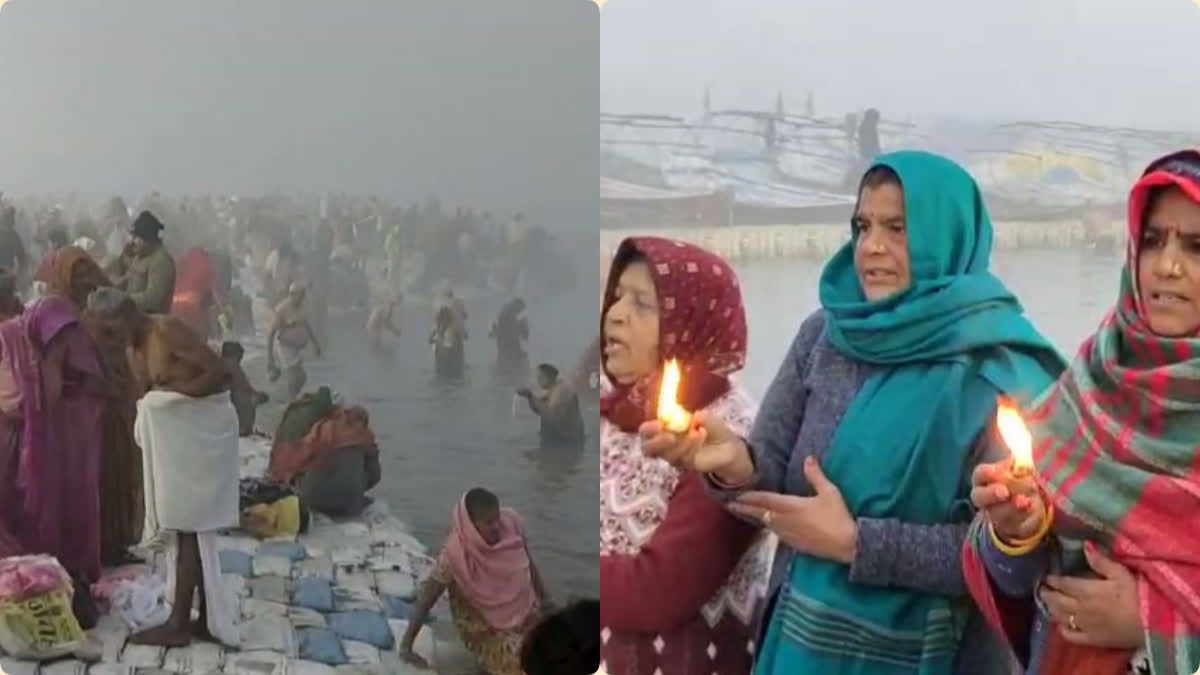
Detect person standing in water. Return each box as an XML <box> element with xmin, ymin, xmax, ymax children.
<box><xmin>436</xmin><ymin>287</ymin><xmax>469</xmax><ymax>338</ymax></box>
<box><xmin>267</xmin><ymin>281</ymin><xmax>322</xmax><ymax>401</ymax></box>
<box><xmin>264</xmin><ymin>239</ymin><xmax>302</xmax><ymax>305</ymax></box>
<box><xmin>366</xmin><ymin>292</ymin><xmax>403</xmax><ymax>357</ymax></box>
<box><xmin>112</xmin><ymin>211</ymin><xmax>177</xmax><ymax>315</ymax></box>
<box><xmin>430</xmin><ymin>304</ymin><xmax>466</xmax><ymax>378</ymax></box>
<box><xmin>489</xmin><ymin>297</ymin><xmax>529</xmax><ymax>366</ymax></box>
<box><xmin>307</xmin><ymin>219</ymin><xmax>334</xmax><ymax>346</ymax></box>
<box><xmin>517</xmin><ymin>363</ymin><xmax>585</xmax><ymax>447</ymax></box>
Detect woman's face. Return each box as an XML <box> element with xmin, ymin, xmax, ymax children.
<box><xmin>471</xmin><ymin>508</ymin><xmax>503</xmax><ymax>546</ymax></box>
<box><xmin>853</xmin><ymin>182</ymin><xmax>911</xmax><ymax>301</ymax></box>
<box><xmin>1137</xmin><ymin>187</ymin><xmax>1200</xmax><ymax>337</ymax></box>
<box><xmin>603</xmin><ymin>259</ymin><xmax>660</xmax><ymax>384</ymax></box>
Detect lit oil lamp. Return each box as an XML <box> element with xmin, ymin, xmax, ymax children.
<box><xmin>656</xmin><ymin>359</ymin><xmax>693</xmax><ymax>434</ymax></box>
<box><xmin>995</xmin><ymin>397</ymin><xmax>1037</xmax><ymax>497</ymax></box>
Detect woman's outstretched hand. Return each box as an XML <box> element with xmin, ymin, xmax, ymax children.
<box><xmin>970</xmin><ymin>457</ymin><xmax>1047</xmax><ymax>542</ymax></box>
<box><xmin>729</xmin><ymin>456</ymin><xmax>858</xmax><ymax>564</ymax></box>
<box><xmin>639</xmin><ymin>409</ymin><xmax>747</xmax><ymax>479</ymax></box>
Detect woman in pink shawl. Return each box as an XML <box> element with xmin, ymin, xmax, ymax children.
<box><xmin>0</xmin><ymin>291</ymin><xmax>106</xmax><ymax>627</ymax></box>
<box><xmin>399</xmin><ymin>488</ymin><xmax>551</xmax><ymax>674</ymax></box>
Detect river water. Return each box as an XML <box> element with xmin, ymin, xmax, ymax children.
<box><xmin>244</xmin><ymin>245</ymin><xmax>1121</xmax><ymax>604</ymax></box>
<box><xmin>245</xmin><ymin>258</ymin><xmax>601</xmax><ymax>601</ymax></box>
<box><xmin>733</xmin><ymin>248</ymin><xmax>1123</xmax><ymax>397</ymax></box>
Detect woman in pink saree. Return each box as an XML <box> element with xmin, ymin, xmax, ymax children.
<box><xmin>0</xmin><ymin>287</ymin><xmax>107</xmax><ymax>626</ymax></box>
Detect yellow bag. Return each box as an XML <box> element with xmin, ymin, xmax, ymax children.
<box><xmin>0</xmin><ymin>588</ymin><xmax>84</xmax><ymax>659</ymax></box>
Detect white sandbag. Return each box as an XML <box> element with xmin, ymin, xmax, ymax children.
<box><xmin>331</xmin><ymin>586</ymin><xmax>381</xmax><ymax>612</ymax></box>
<box><xmin>119</xmin><ymin>643</ymin><xmax>165</xmax><ymax>668</ymax></box>
<box><xmin>238</xmin><ymin>614</ymin><xmax>294</xmax><ymax>655</ymax></box>
<box><xmin>225</xmin><ymin>650</ymin><xmax>287</xmax><ymax>675</ymax></box>
<box><xmin>374</xmin><ymin>572</ymin><xmax>414</xmax><ymax>600</ymax></box>
<box><xmin>330</xmin><ymin>545</ymin><xmax>369</xmax><ymax>568</ymax></box>
<box><xmin>333</xmin><ymin>569</ymin><xmax>375</xmax><ymax>593</ymax></box>
<box><xmin>367</xmin><ymin>549</ymin><xmax>411</xmax><ymax>574</ymax></box>
<box><xmin>286</xmin><ymin>606</ymin><xmax>326</xmax><ymax>630</ymax></box>
<box><xmin>287</xmin><ymin>660</ymin><xmax>336</xmax><ymax>675</ymax></box>
<box><xmin>91</xmin><ymin>615</ymin><xmax>130</xmax><ymax>663</ymax></box>
<box><xmin>240</xmin><ymin>598</ymin><xmax>289</xmax><ymax>619</ymax></box>
<box><xmin>296</xmin><ymin>557</ymin><xmax>334</xmax><ymax>580</ymax></box>
<box><xmin>342</xmin><ymin>639</ymin><xmax>381</xmax><ymax>665</ymax></box>
<box><xmin>86</xmin><ymin>663</ymin><xmax>134</xmax><ymax>675</ymax></box>
<box><xmin>0</xmin><ymin>658</ymin><xmax>40</xmax><ymax>675</ymax></box>
<box><xmin>252</xmin><ymin>555</ymin><xmax>294</xmax><ymax>579</ymax></box>
<box><xmin>162</xmin><ymin>642</ymin><xmax>225</xmax><ymax>674</ymax></box>
<box><xmin>40</xmin><ymin>660</ymin><xmax>88</xmax><ymax>675</ymax></box>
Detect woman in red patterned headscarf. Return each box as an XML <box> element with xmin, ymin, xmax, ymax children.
<box><xmin>599</xmin><ymin>236</ymin><xmax>774</xmax><ymax>675</ymax></box>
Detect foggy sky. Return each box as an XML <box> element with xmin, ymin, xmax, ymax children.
<box><xmin>601</xmin><ymin>0</ymin><xmax>1200</xmax><ymax>130</ymax></box>
<box><xmin>0</xmin><ymin>0</ymin><xmax>600</xmax><ymax>228</ymax></box>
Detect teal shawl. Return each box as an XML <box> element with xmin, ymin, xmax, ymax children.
<box><xmin>755</xmin><ymin>151</ymin><xmax>1066</xmax><ymax>675</ymax></box>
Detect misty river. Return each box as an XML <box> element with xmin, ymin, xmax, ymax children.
<box><xmin>241</xmin><ymin>274</ymin><xmax>600</xmax><ymax>606</ymax></box>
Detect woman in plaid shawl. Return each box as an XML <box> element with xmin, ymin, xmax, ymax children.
<box><xmin>964</xmin><ymin>150</ymin><xmax>1200</xmax><ymax>675</ymax></box>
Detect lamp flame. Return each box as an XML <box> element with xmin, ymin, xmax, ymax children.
<box><xmin>996</xmin><ymin>398</ymin><xmax>1033</xmax><ymax>471</ymax></box>
<box><xmin>657</xmin><ymin>359</ymin><xmax>692</xmax><ymax>433</ymax></box>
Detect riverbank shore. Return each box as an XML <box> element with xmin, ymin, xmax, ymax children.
<box><xmin>0</xmin><ymin>435</ymin><xmax>473</xmax><ymax>675</ymax></box>
<box><xmin>601</xmin><ymin>218</ymin><xmax>1126</xmax><ymax>262</ymax></box>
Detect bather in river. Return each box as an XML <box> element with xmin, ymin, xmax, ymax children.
<box><xmin>430</xmin><ymin>304</ymin><xmax>466</xmax><ymax>379</ymax></box>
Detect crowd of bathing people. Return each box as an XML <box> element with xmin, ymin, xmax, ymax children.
<box><xmin>0</xmin><ymin>191</ymin><xmax>602</xmax><ymax>674</ymax></box>
<box><xmin>599</xmin><ymin>150</ymin><xmax>1200</xmax><ymax>675</ymax></box>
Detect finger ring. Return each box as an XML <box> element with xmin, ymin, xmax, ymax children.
<box><xmin>761</xmin><ymin>510</ymin><xmax>773</xmax><ymax>527</ymax></box>
<box><xmin>1068</xmin><ymin>614</ymin><xmax>1078</xmax><ymax>632</ymax></box>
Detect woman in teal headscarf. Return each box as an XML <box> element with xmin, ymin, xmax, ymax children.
<box><xmin>641</xmin><ymin>151</ymin><xmax>1066</xmax><ymax>674</ymax></box>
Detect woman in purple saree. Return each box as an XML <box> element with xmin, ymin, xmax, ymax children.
<box><xmin>0</xmin><ymin>290</ymin><xmax>106</xmax><ymax>626</ymax></box>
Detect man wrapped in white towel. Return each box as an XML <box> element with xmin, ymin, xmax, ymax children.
<box><xmin>88</xmin><ymin>288</ymin><xmax>240</xmax><ymax>648</ymax></box>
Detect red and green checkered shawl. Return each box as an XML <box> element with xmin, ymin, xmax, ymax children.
<box><xmin>968</xmin><ymin>151</ymin><xmax>1200</xmax><ymax>675</ymax></box>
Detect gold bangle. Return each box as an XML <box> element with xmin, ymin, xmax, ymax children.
<box><xmin>989</xmin><ymin>505</ymin><xmax>1055</xmax><ymax>556</ymax></box>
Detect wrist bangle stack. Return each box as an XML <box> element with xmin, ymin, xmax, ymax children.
<box><xmin>989</xmin><ymin>504</ymin><xmax>1055</xmax><ymax>556</ymax></box>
